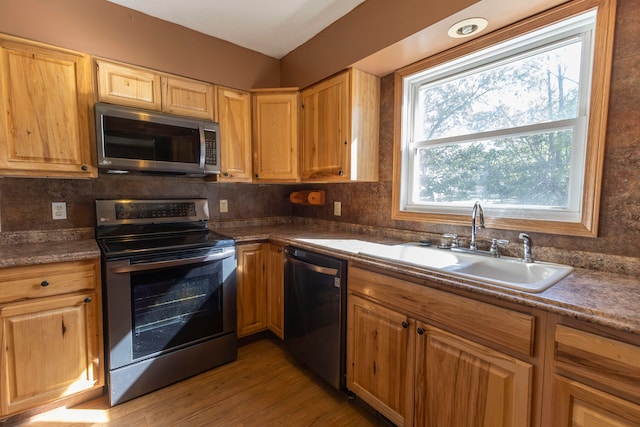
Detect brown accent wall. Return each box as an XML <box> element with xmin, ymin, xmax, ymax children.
<box><xmin>280</xmin><ymin>0</ymin><xmax>478</xmax><ymax>88</ymax></box>
<box><xmin>0</xmin><ymin>0</ymin><xmax>279</xmax><ymax>89</ymax></box>
<box><xmin>292</xmin><ymin>0</ymin><xmax>640</xmax><ymax>259</ymax></box>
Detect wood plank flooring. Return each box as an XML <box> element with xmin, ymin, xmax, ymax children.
<box><xmin>22</xmin><ymin>338</ymin><xmax>389</xmax><ymax>427</ymax></box>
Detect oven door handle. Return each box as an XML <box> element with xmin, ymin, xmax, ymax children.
<box><xmin>286</xmin><ymin>255</ymin><xmax>338</xmax><ymax>276</ymax></box>
<box><xmin>109</xmin><ymin>249</ymin><xmax>234</xmax><ymax>273</ymax></box>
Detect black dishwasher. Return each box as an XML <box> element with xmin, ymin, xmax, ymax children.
<box><xmin>284</xmin><ymin>247</ymin><xmax>347</xmax><ymax>390</ymax></box>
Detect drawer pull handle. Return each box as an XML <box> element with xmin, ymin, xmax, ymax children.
<box><xmin>40</xmin><ymin>280</ymin><xmax>49</xmax><ymax>287</ymax></box>
<box><xmin>84</xmin><ymin>297</ymin><xmax>92</xmax><ymax>303</ymax></box>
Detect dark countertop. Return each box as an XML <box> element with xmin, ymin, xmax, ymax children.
<box><xmin>0</xmin><ymin>239</ymin><xmax>100</xmax><ymax>268</ymax></box>
<box><xmin>1</xmin><ymin>225</ymin><xmax>638</xmax><ymax>336</ymax></box>
<box><xmin>220</xmin><ymin>224</ymin><xmax>640</xmax><ymax>336</ymax></box>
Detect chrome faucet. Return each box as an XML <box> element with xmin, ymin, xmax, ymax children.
<box><xmin>519</xmin><ymin>233</ymin><xmax>533</xmax><ymax>263</ymax></box>
<box><xmin>470</xmin><ymin>201</ymin><xmax>485</xmax><ymax>251</ymax></box>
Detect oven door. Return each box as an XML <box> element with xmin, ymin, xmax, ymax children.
<box><xmin>104</xmin><ymin>247</ymin><xmax>236</xmax><ymax>370</ymax></box>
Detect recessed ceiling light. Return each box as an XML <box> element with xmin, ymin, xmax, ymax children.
<box><xmin>447</xmin><ymin>17</ymin><xmax>488</xmax><ymax>39</ymax></box>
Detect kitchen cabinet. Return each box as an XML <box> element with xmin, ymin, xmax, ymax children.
<box><xmin>96</xmin><ymin>58</ymin><xmax>215</xmax><ymax>120</ymax></box>
<box><xmin>267</xmin><ymin>244</ymin><xmax>284</xmax><ymax>339</ymax></box>
<box><xmin>347</xmin><ymin>266</ymin><xmax>535</xmax><ymax>427</ymax></box>
<box><xmin>0</xmin><ymin>259</ymin><xmax>103</xmax><ymax>416</ymax></box>
<box><xmin>0</xmin><ymin>35</ymin><xmax>96</xmax><ymax>178</ymax></box>
<box><xmin>236</xmin><ymin>243</ymin><xmax>268</xmax><ymax>337</ymax></box>
<box><xmin>214</xmin><ymin>86</ymin><xmax>253</xmax><ymax>182</ymax></box>
<box><xmin>548</xmin><ymin>323</ymin><xmax>640</xmax><ymax>426</ymax></box>
<box><xmin>300</xmin><ymin>68</ymin><xmax>379</xmax><ymax>182</ymax></box>
<box><xmin>251</xmin><ymin>88</ymin><xmax>300</xmax><ymax>182</ymax></box>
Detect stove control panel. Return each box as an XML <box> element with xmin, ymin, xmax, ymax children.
<box><xmin>96</xmin><ymin>199</ymin><xmax>209</xmax><ymax>225</ymax></box>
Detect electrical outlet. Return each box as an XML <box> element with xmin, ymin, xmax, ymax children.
<box><xmin>333</xmin><ymin>201</ymin><xmax>341</xmax><ymax>216</ymax></box>
<box><xmin>52</xmin><ymin>202</ymin><xmax>67</xmax><ymax>220</ymax></box>
<box><xmin>219</xmin><ymin>199</ymin><xmax>229</xmax><ymax>213</ymax></box>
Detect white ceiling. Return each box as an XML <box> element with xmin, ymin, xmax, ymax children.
<box><xmin>106</xmin><ymin>0</ymin><xmax>365</xmax><ymax>59</ymax></box>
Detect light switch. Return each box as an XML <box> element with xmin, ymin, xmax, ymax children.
<box><xmin>52</xmin><ymin>202</ymin><xmax>67</xmax><ymax>220</ymax></box>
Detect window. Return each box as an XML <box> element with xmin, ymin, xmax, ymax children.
<box><xmin>392</xmin><ymin>0</ymin><xmax>616</xmax><ymax>237</ymax></box>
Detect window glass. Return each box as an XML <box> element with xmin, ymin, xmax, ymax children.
<box><xmin>399</xmin><ymin>10</ymin><xmax>598</xmax><ymax>224</ymax></box>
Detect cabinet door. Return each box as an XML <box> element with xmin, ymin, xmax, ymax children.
<box><xmin>215</xmin><ymin>86</ymin><xmax>253</xmax><ymax>182</ymax></box>
<box><xmin>347</xmin><ymin>294</ymin><xmax>413</xmax><ymax>427</ymax></box>
<box><xmin>162</xmin><ymin>75</ymin><xmax>214</xmax><ymax>120</ymax></box>
<box><xmin>0</xmin><ymin>37</ymin><xmax>96</xmax><ymax>178</ymax></box>
<box><xmin>553</xmin><ymin>376</ymin><xmax>640</xmax><ymax>426</ymax></box>
<box><xmin>236</xmin><ymin>243</ymin><xmax>268</xmax><ymax>337</ymax></box>
<box><xmin>415</xmin><ymin>324</ymin><xmax>532</xmax><ymax>427</ymax></box>
<box><xmin>96</xmin><ymin>59</ymin><xmax>161</xmax><ymax>110</ymax></box>
<box><xmin>267</xmin><ymin>244</ymin><xmax>284</xmax><ymax>339</ymax></box>
<box><xmin>252</xmin><ymin>90</ymin><xmax>299</xmax><ymax>182</ymax></box>
<box><xmin>0</xmin><ymin>292</ymin><xmax>102</xmax><ymax>416</ymax></box>
<box><xmin>300</xmin><ymin>71</ymin><xmax>349</xmax><ymax>181</ymax></box>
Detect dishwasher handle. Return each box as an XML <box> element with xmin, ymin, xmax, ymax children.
<box><xmin>286</xmin><ymin>254</ymin><xmax>339</xmax><ymax>276</ymax></box>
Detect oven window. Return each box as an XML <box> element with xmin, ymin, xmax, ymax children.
<box><xmin>130</xmin><ymin>261</ymin><xmax>223</xmax><ymax>360</ymax></box>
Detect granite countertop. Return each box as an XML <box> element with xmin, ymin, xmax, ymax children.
<box><xmin>220</xmin><ymin>224</ymin><xmax>640</xmax><ymax>336</ymax></box>
<box><xmin>0</xmin><ymin>239</ymin><xmax>100</xmax><ymax>268</ymax></box>
<box><xmin>2</xmin><ymin>224</ymin><xmax>638</xmax><ymax>336</ymax></box>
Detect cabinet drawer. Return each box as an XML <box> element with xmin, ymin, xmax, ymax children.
<box><xmin>555</xmin><ymin>325</ymin><xmax>640</xmax><ymax>401</ymax></box>
<box><xmin>0</xmin><ymin>259</ymin><xmax>99</xmax><ymax>303</ymax></box>
<box><xmin>349</xmin><ymin>267</ymin><xmax>535</xmax><ymax>356</ymax></box>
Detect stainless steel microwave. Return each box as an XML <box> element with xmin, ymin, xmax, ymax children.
<box><xmin>95</xmin><ymin>103</ymin><xmax>220</xmax><ymax>175</ymax></box>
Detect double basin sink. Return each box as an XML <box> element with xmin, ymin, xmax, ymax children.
<box><xmin>296</xmin><ymin>239</ymin><xmax>574</xmax><ymax>293</ymax></box>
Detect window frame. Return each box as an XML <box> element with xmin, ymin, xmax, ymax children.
<box><xmin>392</xmin><ymin>0</ymin><xmax>616</xmax><ymax>237</ymax></box>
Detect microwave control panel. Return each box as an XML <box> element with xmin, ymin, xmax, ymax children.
<box><xmin>204</xmin><ymin>129</ymin><xmax>217</xmax><ymax>166</ymax></box>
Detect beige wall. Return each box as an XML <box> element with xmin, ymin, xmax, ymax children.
<box><xmin>0</xmin><ymin>0</ymin><xmax>280</xmax><ymax>89</ymax></box>
<box><xmin>280</xmin><ymin>0</ymin><xmax>478</xmax><ymax>88</ymax></box>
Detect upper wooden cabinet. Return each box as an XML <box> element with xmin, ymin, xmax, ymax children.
<box><xmin>251</xmin><ymin>88</ymin><xmax>299</xmax><ymax>182</ymax></box>
<box><xmin>215</xmin><ymin>86</ymin><xmax>253</xmax><ymax>182</ymax></box>
<box><xmin>96</xmin><ymin>58</ymin><xmax>214</xmax><ymax>120</ymax></box>
<box><xmin>0</xmin><ymin>35</ymin><xmax>97</xmax><ymax>178</ymax></box>
<box><xmin>301</xmin><ymin>68</ymin><xmax>379</xmax><ymax>182</ymax></box>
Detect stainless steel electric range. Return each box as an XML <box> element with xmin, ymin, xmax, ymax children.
<box><xmin>95</xmin><ymin>199</ymin><xmax>237</xmax><ymax>406</ymax></box>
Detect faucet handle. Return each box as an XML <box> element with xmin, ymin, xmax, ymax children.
<box><xmin>519</xmin><ymin>233</ymin><xmax>533</xmax><ymax>263</ymax></box>
<box><xmin>440</xmin><ymin>233</ymin><xmax>459</xmax><ymax>248</ymax></box>
<box><xmin>489</xmin><ymin>238</ymin><xmax>509</xmax><ymax>257</ymax></box>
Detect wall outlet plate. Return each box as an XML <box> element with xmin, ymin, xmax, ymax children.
<box><xmin>52</xmin><ymin>202</ymin><xmax>67</xmax><ymax>220</ymax></box>
<box><xmin>333</xmin><ymin>201</ymin><xmax>341</xmax><ymax>216</ymax></box>
<box><xmin>219</xmin><ymin>199</ymin><xmax>228</xmax><ymax>213</ymax></box>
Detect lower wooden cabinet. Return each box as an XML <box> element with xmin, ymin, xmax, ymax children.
<box><xmin>415</xmin><ymin>325</ymin><xmax>531</xmax><ymax>427</ymax></box>
<box><xmin>267</xmin><ymin>244</ymin><xmax>284</xmax><ymax>339</ymax></box>
<box><xmin>236</xmin><ymin>242</ymin><xmax>285</xmax><ymax>339</ymax></box>
<box><xmin>347</xmin><ymin>266</ymin><xmax>534</xmax><ymax>427</ymax></box>
<box><xmin>0</xmin><ymin>258</ymin><xmax>102</xmax><ymax>417</ymax></box>
<box><xmin>236</xmin><ymin>243</ymin><xmax>268</xmax><ymax>337</ymax></box>
<box><xmin>548</xmin><ymin>323</ymin><xmax>640</xmax><ymax>426</ymax></box>
<box><xmin>347</xmin><ymin>294</ymin><xmax>411</xmax><ymax>426</ymax></box>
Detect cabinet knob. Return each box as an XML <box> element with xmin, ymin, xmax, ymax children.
<box><xmin>40</xmin><ymin>280</ymin><xmax>49</xmax><ymax>287</ymax></box>
<box><xmin>84</xmin><ymin>297</ymin><xmax>92</xmax><ymax>303</ymax></box>
<box><xmin>417</xmin><ymin>327</ymin><xmax>425</xmax><ymax>335</ymax></box>
<box><xmin>223</xmin><ymin>172</ymin><xmax>229</xmax><ymax>177</ymax></box>
<box><xmin>81</xmin><ymin>165</ymin><xmax>88</xmax><ymax>171</ymax></box>
<box><xmin>401</xmin><ymin>321</ymin><xmax>409</xmax><ymax>329</ymax></box>
<box><xmin>255</xmin><ymin>174</ymin><xmax>259</xmax><ymax>178</ymax></box>
<box><xmin>278</xmin><ymin>248</ymin><xmax>283</xmax><ymax>253</ymax></box>
<box><xmin>338</xmin><ymin>170</ymin><xmax>344</xmax><ymax>176</ymax></box>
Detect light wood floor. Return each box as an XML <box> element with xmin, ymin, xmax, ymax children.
<box><xmin>23</xmin><ymin>338</ymin><xmax>389</xmax><ymax>427</ymax></box>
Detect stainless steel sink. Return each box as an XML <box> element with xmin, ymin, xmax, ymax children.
<box><xmin>358</xmin><ymin>242</ymin><xmax>573</xmax><ymax>293</ymax></box>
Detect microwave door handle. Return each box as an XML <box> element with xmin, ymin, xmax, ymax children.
<box><xmin>109</xmin><ymin>249</ymin><xmax>234</xmax><ymax>273</ymax></box>
<box><xmin>287</xmin><ymin>256</ymin><xmax>338</xmax><ymax>276</ymax></box>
